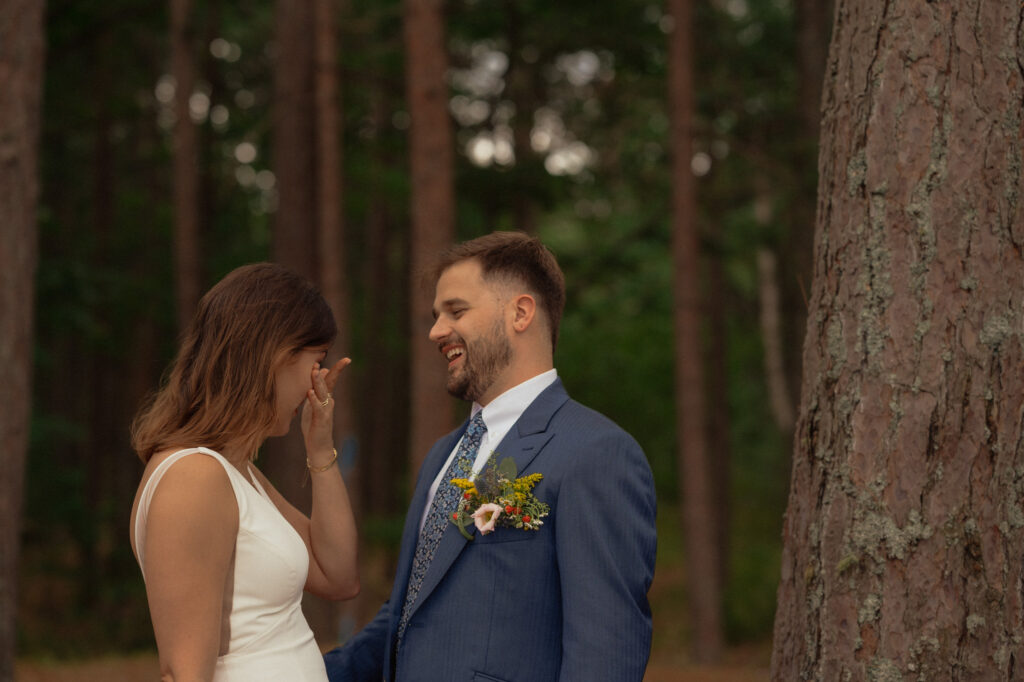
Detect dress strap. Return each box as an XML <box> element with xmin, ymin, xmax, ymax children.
<box><xmin>247</xmin><ymin>464</ymin><xmax>273</xmax><ymax>501</ymax></box>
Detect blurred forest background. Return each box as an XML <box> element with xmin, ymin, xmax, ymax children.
<box><xmin>5</xmin><ymin>0</ymin><xmax>837</xmax><ymax>676</ymax></box>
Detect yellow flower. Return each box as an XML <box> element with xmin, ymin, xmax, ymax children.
<box><xmin>451</xmin><ymin>478</ymin><xmax>477</xmax><ymax>495</ymax></box>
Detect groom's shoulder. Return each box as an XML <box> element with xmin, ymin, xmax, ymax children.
<box><xmin>554</xmin><ymin>397</ymin><xmax>641</xmax><ymax>449</ymax></box>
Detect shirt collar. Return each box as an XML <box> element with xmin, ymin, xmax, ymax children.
<box><xmin>470</xmin><ymin>368</ymin><xmax>558</xmax><ymax>436</ymax></box>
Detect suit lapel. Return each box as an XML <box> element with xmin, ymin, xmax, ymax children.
<box><xmin>498</xmin><ymin>379</ymin><xmax>569</xmax><ymax>475</ymax></box>
<box><xmin>404</xmin><ymin>380</ymin><xmax>570</xmax><ymax>622</ymax></box>
<box><xmin>388</xmin><ymin>426</ymin><xmax>466</xmax><ymax>628</ymax></box>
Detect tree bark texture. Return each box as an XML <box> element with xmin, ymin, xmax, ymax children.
<box><xmin>667</xmin><ymin>0</ymin><xmax>723</xmax><ymax>663</ymax></box>
<box><xmin>772</xmin><ymin>1</ymin><xmax>1024</xmax><ymax>679</ymax></box>
<box><xmin>313</xmin><ymin>0</ymin><xmax>354</xmax><ymax>452</ymax></box>
<box><xmin>0</xmin><ymin>0</ymin><xmax>45</xmax><ymax>678</ymax></box>
<box><xmin>404</xmin><ymin>0</ymin><xmax>456</xmax><ymax>476</ymax></box>
<box><xmin>310</xmin><ymin>0</ymin><xmax>359</xmax><ymax>643</ymax></box>
<box><xmin>268</xmin><ymin>0</ymin><xmax>318</xmax><ymax>506</ymax></box>
<box><xmin>272</xmin><ymin>0</ymin><xmax>318</xmax><ymax>274</ymax></box>
<box><xmin>171</xmin><ymin>0</ymin><xmax>202</xmax><ymax>332</ymax></box>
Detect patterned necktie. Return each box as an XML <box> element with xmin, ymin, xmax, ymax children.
<box><xmin>397</xmin><ymin>412</ymin><xmax>487</xmax><ymax>644</ymax></box>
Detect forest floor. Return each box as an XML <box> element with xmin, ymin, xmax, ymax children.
<box><xmin>16</xmin><ymin>649</ymin><xmax>770</xmax><ymax>681</ymax></box>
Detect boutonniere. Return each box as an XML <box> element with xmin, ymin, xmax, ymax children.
<box><xmin>450</xmin><ymin>454</ymin><xmax>550</xmax><ymax>540</ymax></box>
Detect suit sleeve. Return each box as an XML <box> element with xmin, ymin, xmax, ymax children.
<box><xmin>323</xmin><ymin>600</ymin><xmax>389</xmax><ymax>682</ymax></box>
<box><xmin>555</xmin><ymin>429</ymin><xmax>656</xmax><ymax>682</ymax></box>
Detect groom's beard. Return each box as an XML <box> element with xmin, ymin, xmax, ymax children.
<box><xmin>446</xmin><ymin>319</ymin><xmax>512</xmax><ymax>403</ymax></box>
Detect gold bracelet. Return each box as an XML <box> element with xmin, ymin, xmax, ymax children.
<box><xmin>307</xmin><ymin>448</ymin><xmax>338</xmax><ymax>473</ymax></box>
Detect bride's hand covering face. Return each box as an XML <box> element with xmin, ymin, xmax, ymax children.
<box><xmin>300</xmin><ymin>355</ymin><xmax>351</xmax><ymax>457</ymax></box>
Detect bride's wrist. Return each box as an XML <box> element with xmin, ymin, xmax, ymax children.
<box><xmin>307</xmin><ymin>448</ymin><xmax>338</xmax><ymax>473</ymax></box>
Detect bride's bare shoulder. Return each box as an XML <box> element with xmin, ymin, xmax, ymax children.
<box><xmin>130</xmin><ymin>447</ymin><xmax>236</xmax><ymax>557</ymax></box>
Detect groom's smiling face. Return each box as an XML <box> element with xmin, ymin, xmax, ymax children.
<box><xmin>430</xmin><ymin>259</ymin><xmax>514</xmax><ymax>405</ymax></box>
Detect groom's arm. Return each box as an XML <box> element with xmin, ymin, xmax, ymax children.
<box><xmin>556</xmin><ymin>426</ymin><xmax>656</xmax><ymax>682</ymax></box>
<box><xmin>323</xmin><ymin>601</ymin><xmax>390</xmax><ymax>682</ymax></box>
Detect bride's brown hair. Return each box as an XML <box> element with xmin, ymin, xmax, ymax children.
<box><xmin>131</xmin><ymin>263</ymin><xmax>336</xmax><ymax>462</ymax></box>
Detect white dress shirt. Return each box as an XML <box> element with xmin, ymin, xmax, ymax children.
<box><xmin>418</xmin><ymin>369</ymin><xmax>558</xmax><ymax>532</ymax></box>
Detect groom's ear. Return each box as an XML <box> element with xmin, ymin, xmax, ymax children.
<box><xmin>510</xmin><ymin>293</ymin><xmax>537</xmax><ymax>333</ymax></box>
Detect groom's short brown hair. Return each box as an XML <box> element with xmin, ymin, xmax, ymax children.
<box><xmin>432</xmin><ymin>231</ymin><xmax>566</xmax><ymax>351</ymax></box>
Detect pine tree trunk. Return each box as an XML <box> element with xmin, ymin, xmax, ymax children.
<box><xmin>503</xmin><ymin>0</ymin><xmax>538</xmax><ymax>235</ymax></box>
<box><xmin>310</xmin><ymin>0</ymin><xmax>356</xmax><ymax>644</ymax></box>
<box><xmin>268</xmin><ymin>0</ymin><xmax>317</xmax><ymax>506</ymax></box>
<box><xmin>0</xmin><ymin>1</ymin><xmax>45</xmax><ymax>678</ymax></box>
<box><xmin>779</xmin><ymin>0</ymin><xmax>834</xmax><ymax>419</ymax></box>
<box><xmin>82</xmin><ymin>32</ymin><xmax>117</xmax><ymax>611</ymax></box>
<box><xmin>313</xmin><ymin>0</ymin><xmax>352</xmax><ymax>444</ymax></box>
<box><xmin>772</xmin><ymin>1</ymin><xmax>1024</xmax><ymax>679</ymax></box>
<box><xmin>794</xmin><ymin>0</ymin><xmax>832</xmax><ymax>141</ymax></box>
<box><xmin>667</xmin><ymin>0</ymin><xmax>722</xmax><ymax>662</ymax></box>
<box><xmin>270</xmin><ymin>0</ymin><xmax>341</xmax><ymax>644</ymax></box>
<box><xmin>758</xmin><ymin>247</ymin><xmax>795</xmax><ymax>433</ymax></box>
<box><xmin>404</xmin><ymin>0</ymin><xmax>455</xmax><ymax>476</ymax></box>
<box><xmin>362</xmin><ymin>139</ymin><xmax>406</xmax><ymax>517</ymax></box>
<box><xmin>170</xmin><ymin>0</ymin><xmax>202</xmax><ymax>331</ymax></box>
<box><xmin>272</xmin><ymin>0</ymin><xmax>318</xmax><ymax>275</ymax></box>
<box><xmin>707</xmin><ymin>252</ymin><xmax>732</xmax><ymax>585</ymax></box>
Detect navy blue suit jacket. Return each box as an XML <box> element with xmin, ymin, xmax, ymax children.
<box><xmin>324</xmin><ymin>379</ymin><xmax>656</xmax><ymax>682</ymax></box>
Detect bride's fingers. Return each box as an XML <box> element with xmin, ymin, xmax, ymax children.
<box><xmin>307</xmin><ymin>386</ymin><xmax>331</xmax><ymax>413</ymax></box>
<box><xmin>302</xmin><ymin>363</ymin><xmax>328</xmax><ymax>408</ymax></box>
<box><xmin>323</xmin><ymin>357</ymin><xmax>351</xmax><ymax>393</ymax></box>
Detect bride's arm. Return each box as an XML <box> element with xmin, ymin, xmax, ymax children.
<box><xmin>143</xmin><ymin>455</ymin><xmax>238</xmax><ymax>681</ymax></box>
<box><xmin>255</xmin><ymin>357</ymin><xmax>359</xmax><ymax>601</ymax></box>
<box><xmin>253</xmin><ymin>454</ymin><xmax>359</xmax><ymax>601</ymax></box>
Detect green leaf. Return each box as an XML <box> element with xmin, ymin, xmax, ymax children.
<box><xmin>497</xmin><ymin>457</ymin><xmax>518</xmax><ymax>481</ymax></box>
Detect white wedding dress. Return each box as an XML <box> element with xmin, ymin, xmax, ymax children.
<box><xmin>134</xmin><ymin>447</ymin><xmax>329</xmax><ymax>681</ymax></box>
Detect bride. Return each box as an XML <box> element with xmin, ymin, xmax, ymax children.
<box><xmin>129</xmin><ymin>263</ymin><xmax>358</xmax><ymax>681</ymax></box>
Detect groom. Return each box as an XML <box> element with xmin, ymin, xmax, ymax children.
<box><xmin>324</xmin><ymin>231</ymin><xmax>656</xmax><ymax>681</ymax></box>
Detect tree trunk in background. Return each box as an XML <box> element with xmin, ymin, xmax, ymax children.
<box><xmin>268</xmin><ymin>0</ymin><xmax>317</xmax><ymax>506</ymax></box>
<box><xmin>503</xmin><ymin>0</ymin><xmax>538</xmax><ymax>235</ymax></box>
<box><xmin>779</xmin><ymin>0</ymin><xmax>834</xmax><ymax>416</ymax></box>
<box><xmin>362</xmin><ymin>89</ymin><xmax>407</xmax><ymax>519</ymax></box>
<box><xmin>272</xmin><ymin>0</ymin><xmax>318</xmax><ymax>274</ymax></box>
<box><xmin>171</xmin><ymin>0</ymin><xmax>202</xmax><ymax>332</ymax></box>
<box><xmin>313</xmin><ymin>0</ymin><xmax>353</xmax><ymax>457</ymax></box>
<box><xmin>404</xmin><ymin>0</ymin><xmax>455</xmax><ymax>475</ymax></box>
<box><xmin>270</xmin><ymin>0</ymin><xmax>343</xmax><ymax>645</ymax></box>
<box><xmin>0</xmin><ymin>1</ymin><xmax>45</xmax><ymax>678</ymax></box>
<box><xmin>795</xmin><ymin>0</ymin><xmax>832</xmax><ymax>140</ymax></box>
<box><xmin>199</xmin><ymin>0</ymin><xmax>223</xmax><ymax>267</ymax></box>
<box><xmin>81</xmin><ymin>28</ymin><xmax>116</xmax><ymax>612</ymax></box>
<box><xmin>667</xmin><ymin>0</ymin><xmax>722</xmax><ymax>663</ymax></box>
<box><xmin>772</xmin><ymin>1</ymin><xmax>1024</xmax><ymax>679</ymax></box>
<box><xmin>363</xmin><ymin>205</ymin><xmax>402</xmax><ymax>513</ymax></box>
<box><xmin>311</xmin><ymin>0</ymin><xmax>358</xmax><ymax>644</ymax></box>
<box><xmin>706</xmin><ymin>251</ymin><xmax>732</xmax><ymax>585</ymax></box>
<box><xmin>757</xmin><ymin>247</ymin><xmax>795</xmax><ymax>434</ymax></box>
